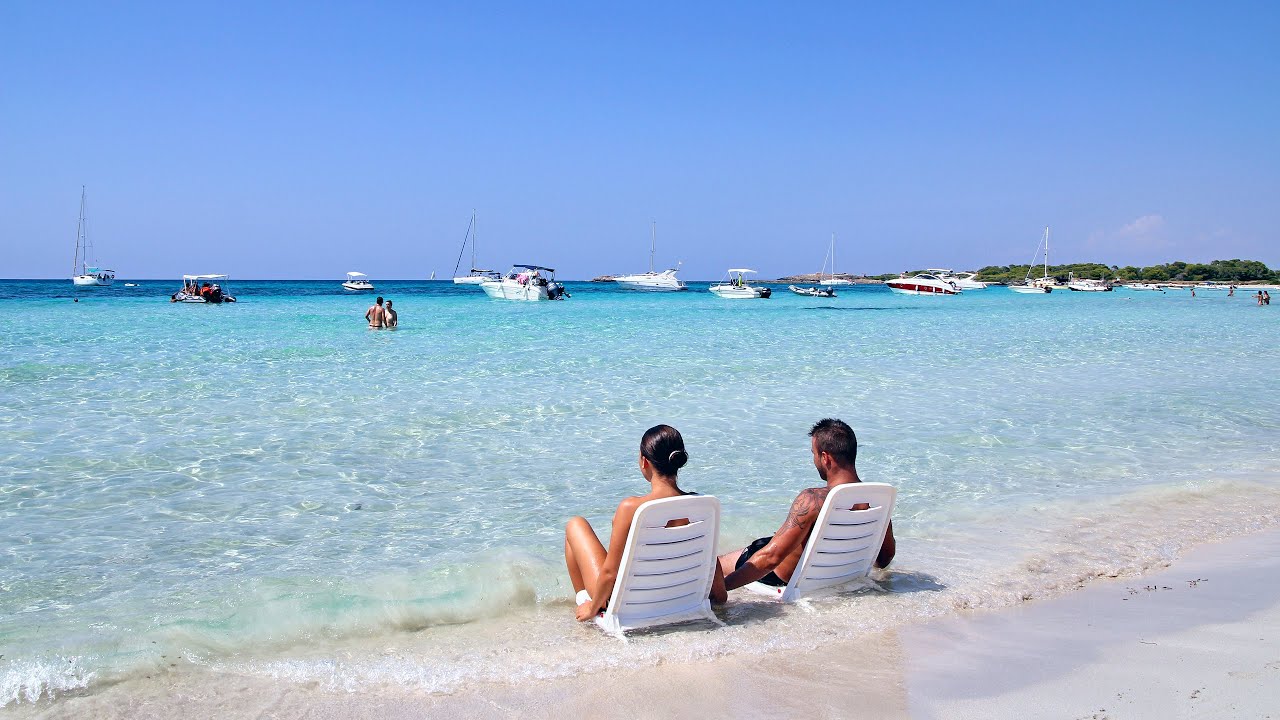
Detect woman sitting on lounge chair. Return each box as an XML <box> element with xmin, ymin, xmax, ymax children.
<box><xmin>564</xmin><ymin>425</ymin><xmax>728</xmax><ymax>621</ymax></box>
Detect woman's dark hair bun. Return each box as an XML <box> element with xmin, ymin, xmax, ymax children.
<box><xmin>667</xmin><ymin>450</ymin><xmax>689</xmax><ymax>470</ymax></box>
<box><xmin>641</xmin><ymin>424</ymin><xmax>688</xmax><ymax>476</ymax></box>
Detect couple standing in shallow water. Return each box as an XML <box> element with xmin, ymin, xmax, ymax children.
<box><xmin>564</xmin><ymin>419</ymin><xmax>896</xmax><ymax>621</ymax></box>
<box><xmin>365</xmin><ymin>296</ymin><xmax>398</xmax><ymax>328</ymax></box>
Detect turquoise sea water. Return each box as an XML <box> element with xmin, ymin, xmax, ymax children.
<box><xmin>3</xmin><ymin>280</ymin><xmax>1279</xmax><ymax>707</ymax></box>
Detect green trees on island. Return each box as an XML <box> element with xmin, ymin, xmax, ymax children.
<box><xmin>966</xmin><ymin>259</ymin><xmax>1276</xmax><ymax>284</ymax></box>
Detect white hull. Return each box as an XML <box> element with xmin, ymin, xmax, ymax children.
<box><xmin>709</xmin><ymin>284</ymin><xmax>766</xmax><ymax>299</ymax></box>
<box><xmin>73</xmin><ymin>275</ymin><xmax>114</xmax><ymax>286</ymax></box>
<box><xmin>1124</xmin><ymin>283</ymin><xmax>1163</xmax><ymax>291</ymax></box>
<box><xmin>951</xmin><ymin>278</ymin><xmax>987</xmax><ymax>290</ymax></box>
<box><xmin>1067</xmin><ymin>282</ymin><xmax>1112</xmax><ymax>292</ymax></box>
<box><xmin>453</xmin><ymin>275</ymin><xmax>493</xmax><ymax>285</ymax></box>
<box><xmin>1009</xmin><ymin>284</ymin><xmax>1052</xmax><ymax>294</ymax></box>
<box><xmin>480</xmin><ymin>279</ymin><xmax>553</xmax><ymax>301</ymax></box>
<box><xmin>613</xmin><ymin>271</ymin><xmax>687</xmax><ymax>291</ymax></box>
<box><xmin>885</xmin><ymin>277</ymin><xmax>959</xmax><ymax>295</ymax></box>
<box><xmin>342</xmin><ymin>281</ymin><xmax>375</xmax><ymax>291</ymax></box>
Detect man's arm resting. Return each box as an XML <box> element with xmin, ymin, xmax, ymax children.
<box><xmin>722</xmin><ymin>490</ymin><xmax>823</xmax><ymax>591</ymax></box>
<box><xmin>723</xmin><ymin>542</ymin><xmax>785</xmax><ymax>591</ymax></box>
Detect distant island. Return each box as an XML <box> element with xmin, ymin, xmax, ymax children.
<box><xmin>870</xmin><ymin>259</ymin><xmax>1277</xmax><ymax>284</ymax></box>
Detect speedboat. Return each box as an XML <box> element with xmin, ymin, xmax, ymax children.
<box><xmin>615</xmin><ymin>268</ymin><xmax>687</xmax><ymax>291</ymax></box>
<box><xmin>944</xmin><ymin>271</ymin><xmax>988</xmax><ymax>290</ymax></box>
<box><xmin>70</xmin><ymin>187</ymin><xmax>115</xmax><ymax>287</ymax></box>
<box><xmin>926</xmin><ymin>269</ymin><xmax>988</xmax><ymax>290</ymax></box>
<box><xmin>1124</xmin><ymin>283</ymin><xmax>1164</xmax><ymax>292</ymax></box>
<box><xmin>709</xmin><ymin>269</ymin><xmax>771</xmax><ymax>299</ymax></box>
<box><xmin>1067</xmin><ymin>275</ymin><xmax>1113</xmax><ymax>292</ymax></box>
<box><xmin>480</xmin><ymin>265</ymin><xmax>569</xmax><ymax>301</ymax></box>
<box><xmin>788</xmin><ymin>284</ymin><xmax>835</xmax><ymax>297</ymax></box>
<box><xmin>614</xmin><ymin>222</ymin><xmax>688</xmax><ymax>291</ymax></box>
<box><xmin>172</xmin><ymin>274</ymin><xmax>236</xmax><ymax>304</ymax></box>
<box><xmin>342</xmin><ymin>271</ymin><xmax>375</xmax><ymax>291</ymax></box>
<box><xmin>1193</xmin><ymin>281</ymin><xmax>1230</xmax><ymax>291</ymax></box>
<box><xmin>885</xmin><ymin>273</ymin><xmax>959</xmax><ymax>295</ymax></box>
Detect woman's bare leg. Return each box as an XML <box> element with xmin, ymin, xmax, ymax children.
<box><xmin>564</xmin><ymin>516</ymin><xmax>607</xmax><ymax>594</ymax></box>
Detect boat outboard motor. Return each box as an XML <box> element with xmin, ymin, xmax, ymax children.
<box><xmin>759</xmin><ymin>287</ymin><xmax>772</xmax><ymax>299</ymax></box>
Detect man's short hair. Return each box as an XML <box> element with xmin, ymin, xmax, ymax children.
<box><xmin>809</xmin><ymin>418</ymin><xmax>857</xmax><ymax>467</ymax></box>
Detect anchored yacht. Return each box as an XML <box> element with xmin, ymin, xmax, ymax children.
<box><xmin>480</xmin><ymin>265</ymin><xmax>569</xmax><ymax>301</ymax></box>
<box><xmin>614</xmin><ymin>222</ymin><xmax>687</xmax><ymax>291</ymax></box>
<box><xmin>70</xmin><ymin>187</ymin><xmax>115</xmax><ymax>287</ymax></box>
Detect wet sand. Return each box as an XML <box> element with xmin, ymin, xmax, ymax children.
<box><xmin>24</xmin><ymin>528</ymin><xmax>1280</xmax><ymax>719</ymax></box>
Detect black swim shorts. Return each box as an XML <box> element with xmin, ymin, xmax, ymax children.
<box><xmin>735</xmin><ymin>536</ymin><xmax>788</xmax><ymax>587</ymax></box>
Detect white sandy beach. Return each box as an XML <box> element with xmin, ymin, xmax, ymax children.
<box><xmin>21</xmin><ymin>528</ymin><xmax>1279</xmax><ymax>720</ymax></box>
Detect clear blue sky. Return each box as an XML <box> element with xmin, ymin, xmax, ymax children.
<box><xmin>2</xmin><ymin>2</ymin><xmax>1277</xmax><ymax>279</ymax></box>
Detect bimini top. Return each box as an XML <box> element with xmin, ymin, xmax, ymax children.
<box><xmin>183</xmin><ymin>274</ymin><xmax>229</xmax><ymax>280</ymax></box>
<box><xmin>513</xmin><ymin>264</ymin><xmax>555</xmax><ymax>272</ymax></box>
<box><xmin>727</xmin><ymin>268</ymin><xmax>758</xmax><ymax>274</ymax></box>
<box><xmin>346</xmin><ymin>271</ymin><xmax>367</xmax><ymax>277</ymax></box>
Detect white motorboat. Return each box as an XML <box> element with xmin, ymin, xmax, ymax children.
<box><xmin>789</xmin><ymin>284</ymin><xmax>835</xmax><ymax>297</ymax></box>
<box><xmin>1009</xmin><ymin>227</ymin><xmax>1057</xmax><ymax>294</ymax></box>
<box><xmin>1067</xmin><ymin>274</ymin><xmax>1113</xmax><ymax>292</ymax></box>
<box><xmin>480</xmin><ymin>264</ymin><xmax>569</xmax><ymax>301</ymax></box>
<box><xmin>172</xmin><ymin>274</ymin><xmax>236</xmax><ymax>304</ymax></box>
<box><xmin>452</xmin><ymin>210</ymin><xmax>502</xmax><ymax>285</ymax></box>
<box><xmin>709</xmin><ymin>269</ymin><xmax>771</xmax><ymax>299</ymax></box>
<box><xmin>1193</xmin><ymin>281</ymin><xmax>1230</xmax><ymax>291</ymax></box>
<box><xmin>342</xmin><ymin>271</ymin><xmax>375</xmax><ymax>291</ymax></box>
<box><xmin>614</xmin><ymin>222</ymin><xmax>688</xmax><ymax>291</ymax></box>
<box><xmin>944</xmin><ymin>271</ymin><xmax>988</xmax><ymax>290</ymax></box>
<box><xmin>885</xmin><ymin>273</ymin><xmax>960</xmax><ymax>295</ymax></box>
<box><xmin>70</xmin><ymin>187</ymin><xmax>115</xmax><ymax>287</ymax></box>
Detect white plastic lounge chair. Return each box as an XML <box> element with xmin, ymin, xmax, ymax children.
<box><xmin>575</xmin><ymin>494</ymin><xmax>724</xmax><ymax>637</ymax></box>
<box><xmin>745</xmin><ymin>482</ymin><xmax>896</xmax><ymax>602</ymax></box>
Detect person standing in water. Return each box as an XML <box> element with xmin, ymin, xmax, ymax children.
<box><xmin>384</xmin><ymin>300</ymin><xmax>398</xmax><ymax>328</ymax></box>
<box><xmin>365</xmin><ymin>297</ymin><xmax>385</xmax><ymax>328</ymax></box>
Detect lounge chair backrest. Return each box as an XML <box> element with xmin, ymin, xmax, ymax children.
<box><xmin>597</xmin><ymin>494</ymin><xmax>722</xmax><ymax>636</ymax></box>
<box><xmin>753</xmin><ymin>482</ymin><xmax>896</xmax><ymax>602</ymax></box>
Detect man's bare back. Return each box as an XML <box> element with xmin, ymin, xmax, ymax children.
<box><xmin>720</xmin><ymin>420</ymin><xmax>895</xmax><ymax>591</ymax></box>
<box><xmin>365</xmin><ymin>301</ymin><xmax>385</xmax><ymax>328</ymax></box>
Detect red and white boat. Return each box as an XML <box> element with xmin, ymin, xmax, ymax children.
<box><xmin>885</xmin><ymin>273</ymin><xmax>960</xmax><ymax>295</ymax></box>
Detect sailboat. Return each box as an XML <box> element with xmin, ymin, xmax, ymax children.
<box><xmin>613</xmin><ymin>221</ymin><xmax>687</xmax><ymax>291</ymax></box>
<box><xmin>1009</xmin><ymin>227</ymin><xmax>1056</xmax><ymax>293</ymax></box>
<box><xmin>452</xmin><ymin>210</ymin><xmax>501</xmax><ymax>285</ymax></box>
<box><xmin>822</xmin><ymin>232</ymin><xmax>852</xmax><ymax>285</ymax></box>
<box><xmin>71</xmin><ymin>186</ymin><xmax>115</xmax><ymax>286</ymax></box>
<box><xmin>789</xmin><ymin>233</ymin><xmax>837</xmax><ymax>297</ymax></box>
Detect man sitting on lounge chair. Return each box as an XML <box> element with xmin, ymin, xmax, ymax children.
<box><xmin>719</xmin><ymin>418</ymin><xmax>895</xmax><ymax>591</ymax></box>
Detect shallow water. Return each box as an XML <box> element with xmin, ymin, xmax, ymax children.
<box><xmin>2</xmin><ymin>280</ymin><xmax>1279</xmax><ymax>707</ymax></box>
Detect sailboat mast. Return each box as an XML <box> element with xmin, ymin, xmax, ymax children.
<box><xmin>1044</xmin><ymin>226</ymin><xmax>1050</xmax><ymax>279</ymax></box>
<box><xmin>471</xmin><ymin>209</ymin><xmax>477</xmax><ymax>271</ymax></box>
<box><xmin>73</xmin><ymin>186</ymin><xmax>87</xmax><ymax>275</ymax></box>
<box><xmin>831</xmin><ymin>232</ymin><xmax>836</xmax><ymax>281</ymax></box>
<box><xmin>650</xmin><ymin>220</ymin><xmax>656</xmax><ymax>273</ymax></box>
